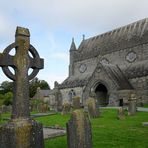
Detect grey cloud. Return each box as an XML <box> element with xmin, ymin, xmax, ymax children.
<box><xmin>1</xmin><ymin>0</ymin><xmax>148</xmax><ymax>34</ymax></box>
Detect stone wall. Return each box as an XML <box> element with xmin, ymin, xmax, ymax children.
<box><xmin>73</xmin><ymin>57</ymin><xmax>97</xmax><ymax>76</ymax></box>
<box><xmin>61</xmin><ymin>19</ymin><xmax>148</xmax><ymax>106</ymax></box>
<box><xmin>129</xmin><ymin>76</ymin><xmax>148</xmax><ymax>104</ymax></box>
<box><xmin>60</xmin><ymin>87</ymin><xmax>83</xmax><ymax>104</ymax></box>
<box><xmin>72</xmin><ymin>43</ymin><xmax>148</xmax><ymax>78</ymax></box>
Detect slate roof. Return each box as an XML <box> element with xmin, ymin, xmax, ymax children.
<box><xmin>38</xmin><ymin>90</ymin><xmax>50</xmax><ymax>97</ymax></box>
<box><xmin>59</xmin><ymin>74</ymin><xmax>92</xmax><ymax>89</ymax></box>
<box><xmin>60</xmin><ymin>18</ymin><xmax>148</xmax><ymax>89</ymax></box>
<box><xmin>124</xmin><ymin>60</ymin><xmax>148</xmax><ymax>79</ymax></box>
<box><xmin>101</xmin><ymin>63</ymin><xmax>133</xmax><ymax>90</ymax></box>
<box><xmin>60</xmin><ymin>59</ymin><xmax>148</xmax><ymax>89</ymax></box>
<box><xmin>32</xmin><ymin>89</ymin><xmax>50</xmax><ymax>99</ymax></box>
<box><xmin>74</xmin><ymin>18</ymin><xmax>148</xmax><ymax>61</ymax></box>
<box><xmin>59</xmin><ymin>62</ymin><xmax>133</xmax><ymax>90</ymax></box>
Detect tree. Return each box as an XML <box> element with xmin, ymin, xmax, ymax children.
<box><xmin>0</xmin><ymin>94</ymin><xmax>4</xmax><ymax>106</ymax></box>
<box><xmin>3</xmin><ymin>92</ymin><xmax>13</xmax><ymax>106</ymax></box>
<box><xmin>0</xmin><ymin>81</ymin><xmax>13</xmax><ymax>94</ymax></box>
<box><xmin>0</xmin><ymin>78</ymin><xmax>50</xmax><ymax>99</ymax></box>
<box><xmin>29</xmin><ymin>77</ymin><xmax>50</xmax><ymax>98</ymax></box>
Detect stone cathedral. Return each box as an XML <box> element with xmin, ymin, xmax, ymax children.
<box><xmin>51</xmin><ymin>18</ymin><xmax>148</xmax><ymax>107</ymax></box>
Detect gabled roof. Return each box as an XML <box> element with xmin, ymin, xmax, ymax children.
<box><xmin>59</xmin><ymin>62</ymin><xmax>133</xmax><ymax>90</ymax></box>
<box><xmin>59</xmin><ymin>74</ymin><xmax>92</xmax><ymax>89</ymax></box>
<box><xmin>100</xmin><ymin>63</ymin><xmax>133</xmax><ymax>90</ymax></box>
<box><xmin>74</xmin><ymin>18</ymin><xmax>148</xmax><ymax>61</ymax></box>
<box><xmin>32</xmin><ymin>89</ymin><xmax>50</xmax><ymax>99</ymax></box>
<box><xmin>38</xmin><ymin>90</ymin><xmax>50</xmax><ymax>97</ymax></box>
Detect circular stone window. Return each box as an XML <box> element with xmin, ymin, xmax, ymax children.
<box><xmin>126</xmin><ymin>51</ymin><xmax>137</xmax><ymax>62</ymax></box>
<box><xmin>79</xmin><ymin>64</ymin><xmax>87</xmax><ymax>73</ymax></box>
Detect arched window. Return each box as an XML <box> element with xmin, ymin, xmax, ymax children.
<box><xmin>68</xmin><ymin>89</ymin><xmax>76</xmax><ymax>103</ymax></box>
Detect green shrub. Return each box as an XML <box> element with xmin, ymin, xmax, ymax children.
<box><xmin>3</xmin><ymin>92</ymin><xmax>13</xmax><ymax>106</ymax></box>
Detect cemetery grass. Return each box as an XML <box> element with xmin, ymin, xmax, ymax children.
<box><xmin>143</xmin><ymin>103</ymin><xmax>148</xmax><ymax>108</ymax></box>
<box><xmin>37</xmin><ymin>109</ymin><xmax>148</xmax><ymax>148</ymax></box>
<box><xmin>0</xmin><ymin>109</ymin><xmax>148</xmax><ymax>148</ymax></box>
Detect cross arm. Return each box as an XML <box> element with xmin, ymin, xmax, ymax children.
<box><xmin>0</xmin><ymin>53</ymin><xmax>15</xmax><ymax>67</ymax></box>
<box><xmin>29</xmin><ymin>57</ymin><xmax>44</xmax><ymax>69</ymax></box>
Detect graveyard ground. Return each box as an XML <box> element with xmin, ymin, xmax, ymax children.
<box><xmin>143</xmin><ymin>103</ymin><xmax>148</xmax><ymax>108</ymax></box>
<box><xmin>0</xmin><ymin>108</ymin><xmax>148</xmax><ymax>148</ymax></box>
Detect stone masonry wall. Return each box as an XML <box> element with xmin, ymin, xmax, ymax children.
<box><xmin>60</xmin><ymin>87</ymin><xmax>84</xmax><ymax>104</ymax></box>
<box><xmin>73</xmin><ymin>43</ymin><xmax>148</xmax><ymax>78</ymax></box>
<box><xmin>69</xmin><ymin>43</ymin><xmax>148</xmax><ymax>105</ymax></box>
<box><xmin>129</xmin><ymin>76</ymin><xmax>148</xmax><ymax>104</ymax></box>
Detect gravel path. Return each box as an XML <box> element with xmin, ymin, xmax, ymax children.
<box><xmin>101</xmin><ymin>107</ymin><xmax>148</xmax><ymax>112</ymax></box>
<box><xmin>43</xmin><ymin>128</ymin><xmax>66</xmax><ymax>139</ymax></box>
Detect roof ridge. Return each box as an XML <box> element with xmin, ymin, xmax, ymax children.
<box><xmin>84</xmin><ymin>18</ymin><xmax>148</xmax><ymax>42</ymax></box>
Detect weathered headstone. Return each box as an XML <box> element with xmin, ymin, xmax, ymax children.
<box><xmin>66</xmin><ymin>109</ymin><xmax>92</xmax><ymax>148</ymax></box>
<box><xmin>117</xmin><ymin>107</ymin><xmax>125</xmax><ymax>120</ymax></box>
<box><xmin>61</xmin><ymin>101</ymin><xmax>71</xmax><ymax>115</ymax></box>
<box><xmin>54</xmin><ymin>81</ymin><xmax>62</xmax><ymax>112</ymax></box>
<box><xmin>0</xmin><ymin>27</ymin><xmax>44</xmax><ymax>148</ymax></box>
<box><xmin>128</xmin><ymin>93</ymin><xmax>137</xmax><ymax>116</ymax></box>
<box><xmin>86</xmin><ymin>98</ymin><xmax>100</xmax><ymax>118</ymax></box>
<box><xmin>73</xmin><ymin>96</ymin><xmax>81</xmax><ymax>109</ymax></box>
<box><xmin>39</xmin><ymin>103</ymin><xmax>49</xmax><ymax>113</ymax></box>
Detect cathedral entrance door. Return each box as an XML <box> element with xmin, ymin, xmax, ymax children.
<box><xmin>95</xmin><ymin>83</ymin><xmax>109</xmax><ymax>106</ymax></box>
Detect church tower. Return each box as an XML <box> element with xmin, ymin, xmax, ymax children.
<box><xmin>69</xmin><ymin>38</ymin><xmax>77</xmax><ymax>76</ymax></box>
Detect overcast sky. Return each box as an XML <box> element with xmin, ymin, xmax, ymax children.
<box><xmin>0</xmin><ymin>0</ymin><xmax>148</xmax><ymax>88</ymax></box>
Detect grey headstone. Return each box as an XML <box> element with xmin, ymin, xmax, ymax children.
<box><xmin>62</xmin><ymin>102</ymin><xmax>71</xmax><ymax>115</ymax></box>
<box><xmin>117</xmin><ymin>107</ymin><xmax>125</xmax><ymax>120</ymax></box>
<box><xmin>86</xmin><ymin>98</ymin><xmax>100</xmax><ymax>118</ymax></box>
<box><xmin>73</xmin><ymin>96</ymin><xmax>81</xmax><ymax>109</ymax></box>
<box><xmin>66</xmin><ymin>109</ymin><xmax>93</xmax><ymax>148</ymax></box>
<box><xmin>128</xmin><ymin>94</ymin><xmax>137</xmax><ymax>116</ymax></box>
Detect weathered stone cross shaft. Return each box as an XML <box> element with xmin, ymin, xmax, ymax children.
<box><xmin>0</xmin><ymin>26</ymin><xmax>44</xmax><ymax>119</ymax></box>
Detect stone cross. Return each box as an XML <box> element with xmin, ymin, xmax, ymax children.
<box><xmin>0</xmin><ymin>27</ymin><xmax>43</xmax><ymax>119</ymax></box>
<box><xmin>0</xmin><ymin>27</ymin><xmax>44</xmax><ymax>148</ymax></box>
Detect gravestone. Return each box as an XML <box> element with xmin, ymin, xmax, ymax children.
<box><xmin>0</xmin><ymin>27</ymin><xmax>44</xmax><ymax>148</ymax></box>
<box><xmin>54</xmin><ymin>81</ymin><xmax>62</xmax><ymax>112</ymax></box>
<box><xmin>73</xmin><ymin>96</ymin><xmax>81</xmax><ymax>109</ymax></box>
<box><xmin>61</xmin><ymin>101</ymin><xmax>71</xmax><ymax>115</ymax></box>
<box><xmin>66</xmin><ymin>109</ymin><xmax>92</xmax><ymax>148</ymax></box>
<box><xmin>128</xmin><ymin>93</ymin><xmax>137</xmax><ymax>116</ymax></box>
<box><xmin>117</xmin><ymin>107</ymin><xmax>125</xmax><ymax>120</ymax></box>
<box><xmin>86</xmin><ymin>98</ymin><xmax>100</xmax><ymax>118</ymax></box>
<box><xmin>39</xmin><ymin>103</ymin><xmax>49</xmax><ymax>113</ymax></box>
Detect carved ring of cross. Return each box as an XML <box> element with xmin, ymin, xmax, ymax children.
<box><xmin>2</xmin><ymin>42</ymin><xmax>42</xmax><ymax>81</ymax></box>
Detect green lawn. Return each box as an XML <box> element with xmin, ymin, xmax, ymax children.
<box><xmin>0</xmin><ymin>109</ymin><xmax>148</xmax><ymax>148</ymax></box>
<box><xmin>36</xmin><ymin>113</ymin><xmax>70</xmax><ymax>127</ymax></box>
<box><xmin>35</xmin><ymin>109</ymin><xmax>148</xmax><ymax>148</ymax></box>
<box><xmin>143</xmin><ymin>104</ymin><xmax>148</xmax><ymax>108</ymax></box>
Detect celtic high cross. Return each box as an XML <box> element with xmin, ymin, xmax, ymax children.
<box><xmin>0</xmin><ymin>26</ymin><xmax>44</xmax><ymax>119</ymax></box>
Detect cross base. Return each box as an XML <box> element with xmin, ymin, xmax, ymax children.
<box><xmin>0</xmin><ymin>118</ymin><xmax>44</xmax><ymax>148</ymax></box>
